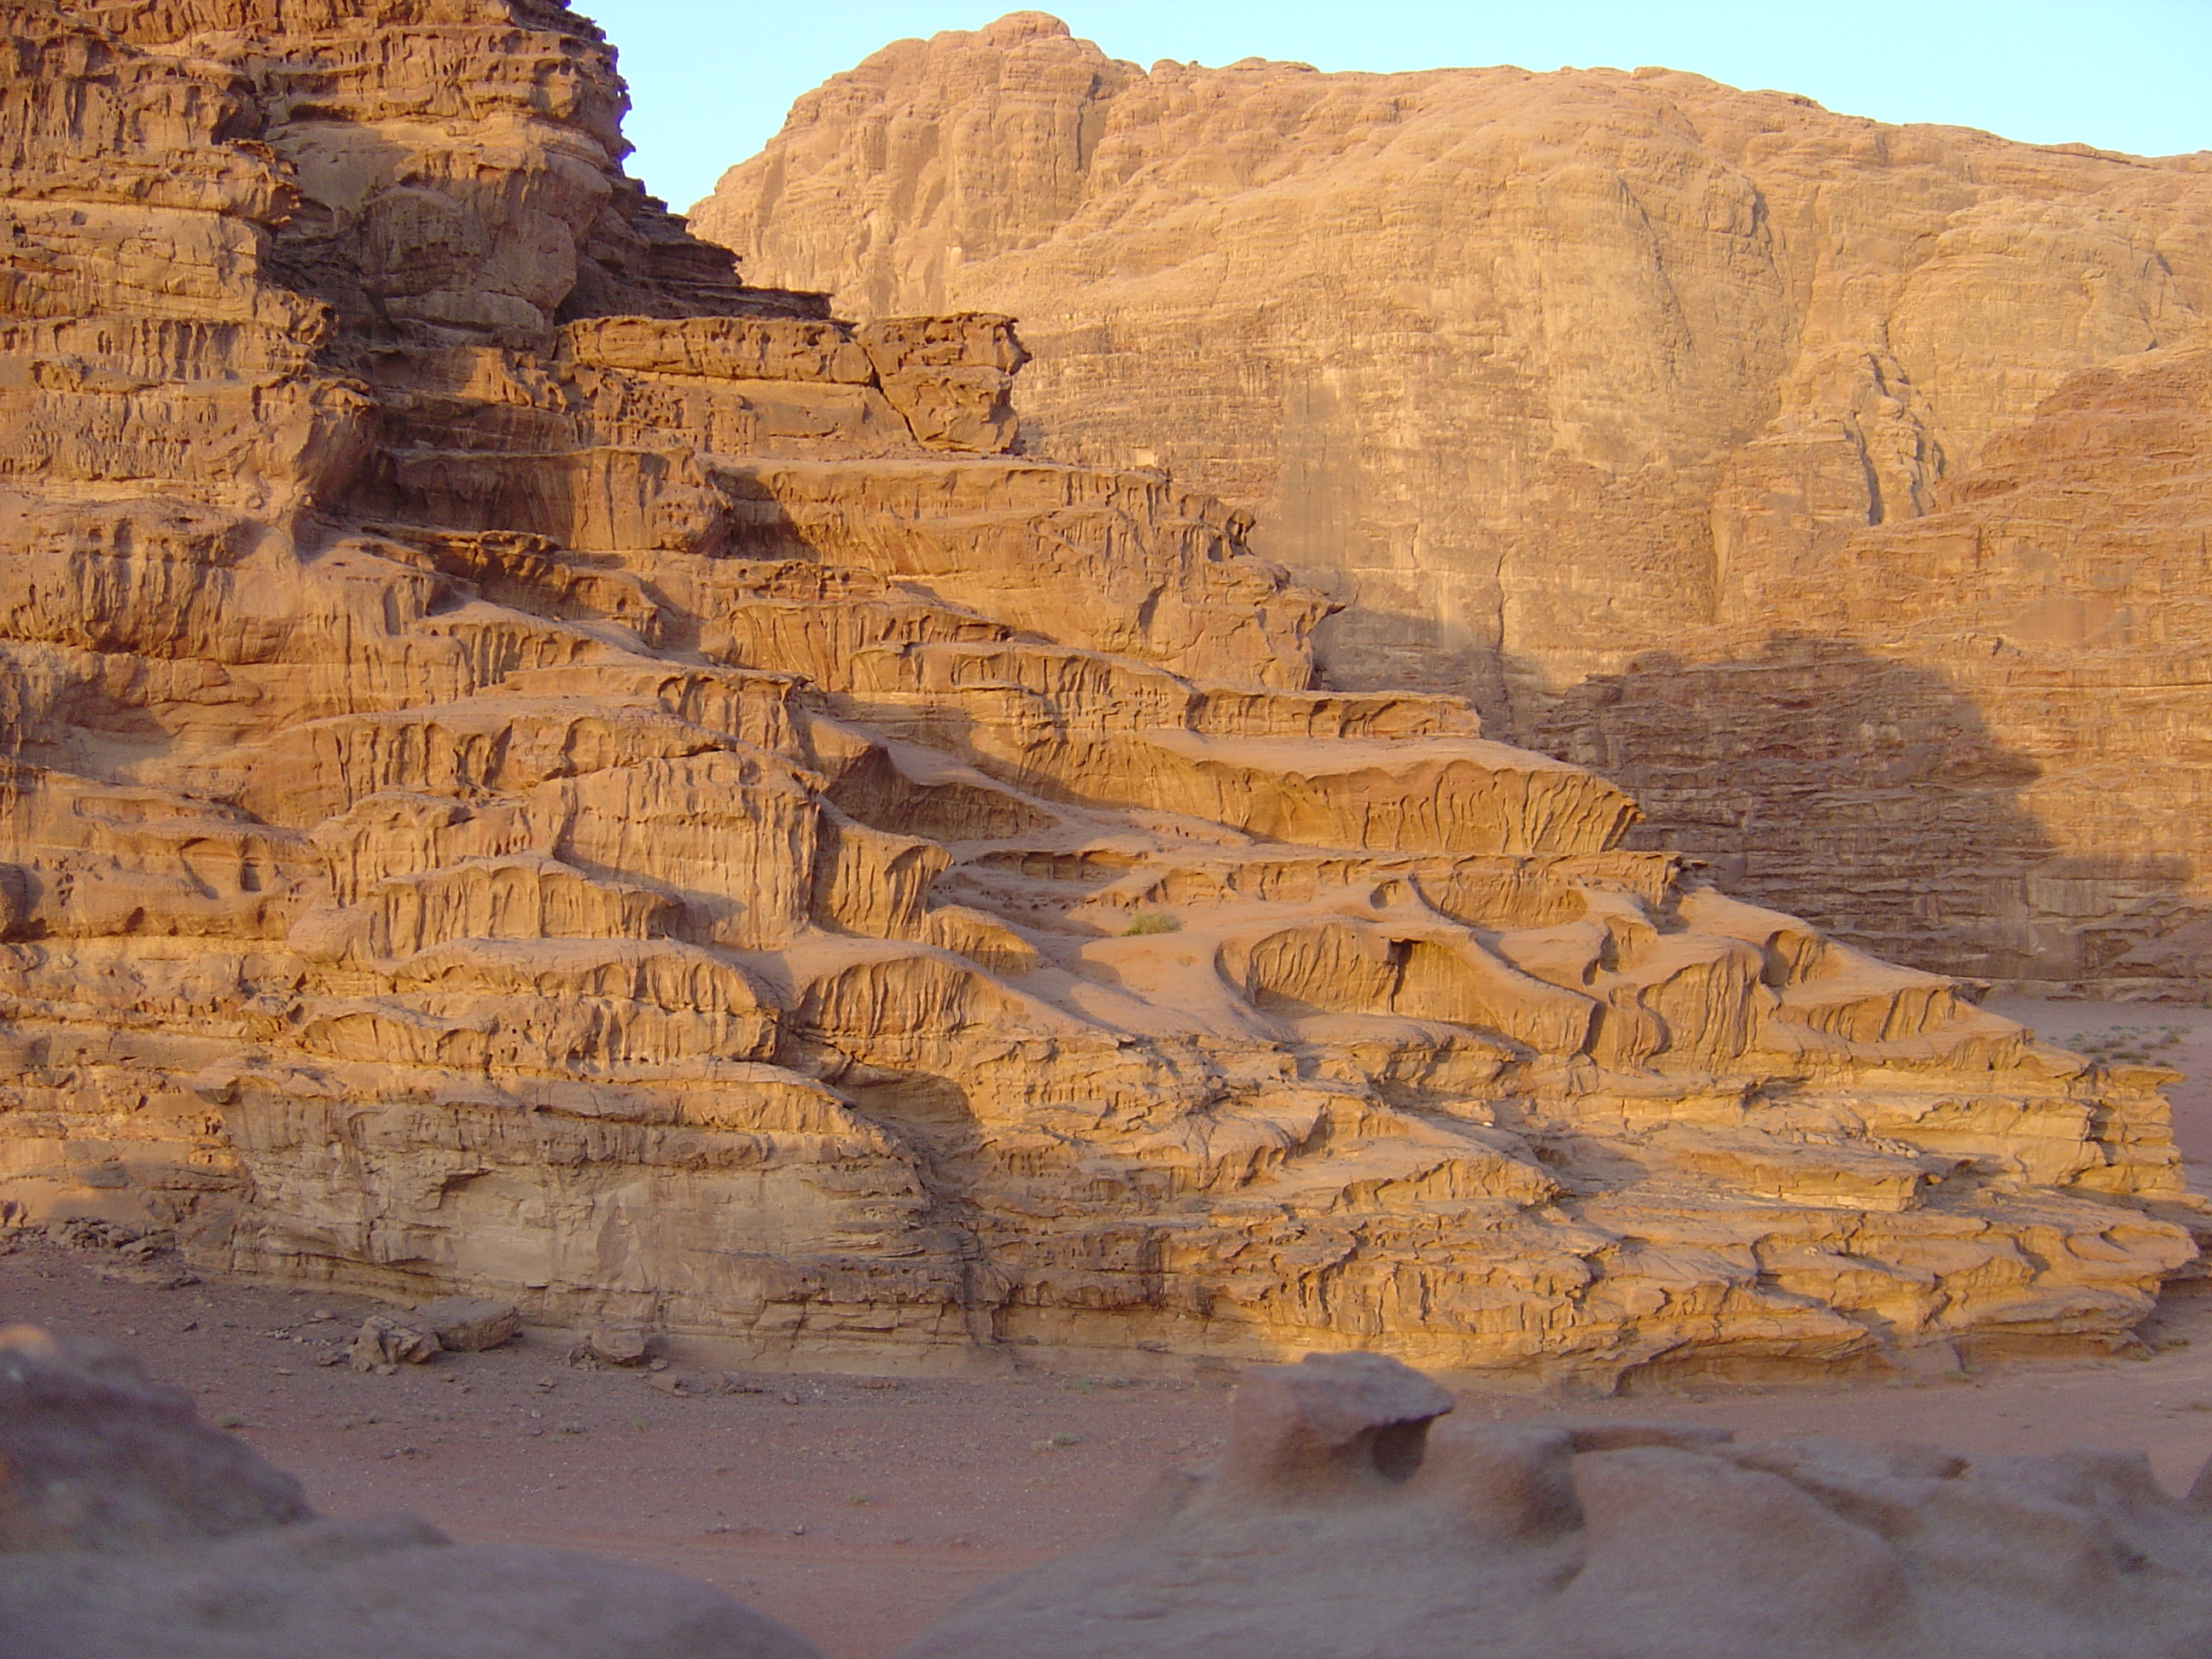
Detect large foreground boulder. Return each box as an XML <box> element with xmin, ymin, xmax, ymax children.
<box><xmin>898</xmin><ymin>1351</ymin><xmax>2212</xmax><ymax>1659</ymax></box>
<box><xmin>0</xmin><ymin>1328</ymin><xmax>821</xmax><ymax>1659</ymax></box>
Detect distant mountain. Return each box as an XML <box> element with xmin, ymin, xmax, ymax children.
<box><xmin>694</xmin><ymin>11</ymin><xmax>2212</xmax><ymax>987</ymax></box>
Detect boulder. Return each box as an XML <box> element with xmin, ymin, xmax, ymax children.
<box><xmin>0</xmin><ymin>1328</ymin><xmax>822</xmax><ymax>1658</ymax></box>
<box><xmin>415</xmin><ymin>1296</ymin><xmax>521</xmax><ymax>1353</ymax></box>
<box><xmin>349</xmin><ymin>1314</ymin><xmax>440</xmax><ymax>1373</ymax></box>
<box><xmin>576</xmin><ymin>1328</ymin><xmax>652</xmax><ymax>1368</ymax></box>
<box><xmin>0</xmin><ymin>1325</ymin><xmax>310</xmax><ymax>1551</ymax></box>
<box><xmin>899</xmin><ymin>1350</ymin><xmax>2212</xmax><ymax>1659</ymax></box>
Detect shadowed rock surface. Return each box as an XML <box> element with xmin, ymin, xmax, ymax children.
<box><xmin>899</xmin><ymin>1349</ymin><xmax>2212</xmax><ymax>1659</ymax></box>
<box><xmin>0</xmin><ymin>0</ymin><xmax>2200</xmax><ymax>1384</ymax></box>
<box><xmin>0</xmin><ymin>1326</ymin><xmax>824</xmax><ymax>1658</ymax></box>
<box><xmin>696</xmin><ymin>14</ymin><xmax>2212</xmax><ymax>990</ymax></box>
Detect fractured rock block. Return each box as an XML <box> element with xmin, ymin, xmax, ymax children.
<box><xmin>414</xmin><ymin>1296</ymin><xmax>521</xmax><ymax>1353</ymax></box>
<box><xmin>574</xmin><ymin>1329</ymin><xmax>652</xmax><ymax>1369</ymax></box>
<box><xmin>855</xmin><ymin>315</ymin><xmax>1027</xmax><ymax>451</ymax></box>
<box><xmin>349</xmin><ymin>1314</ymin><xmax>440</xmax><ymax>1373</ymax></box>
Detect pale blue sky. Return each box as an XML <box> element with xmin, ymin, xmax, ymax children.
<box><xmin>583</xmin><ymin>1</ymin><xmax>2212</xmax><ymax>213</ymax></box>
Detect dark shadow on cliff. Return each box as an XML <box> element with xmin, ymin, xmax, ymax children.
<box><xmin>1497</xmin><ymin>633</ymin><xmax>2210</xmax><ymax>990</ymax></box>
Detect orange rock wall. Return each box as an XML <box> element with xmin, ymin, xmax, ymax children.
<box><xmin>0</xmin><ymin>0</ymin><xmax>2198</xmax><ymax>1385</ymax></box>
<box><xmin>695</xmin><ymin>12</ymin><xmax>2212</xmax><ymax>988</ymax></box>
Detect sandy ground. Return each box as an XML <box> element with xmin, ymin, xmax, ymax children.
<box><xmin>8</xmin><ymin>994</ymin><xmax>2212</xmax><ymax>1658</ymax></box>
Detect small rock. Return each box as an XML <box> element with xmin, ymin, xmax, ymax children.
<box><xmin>414</xmin><ymin>1295</ymin><xmax>521</xmax><ymax>1353</ymax></box>
<box><xmin>572</xmin><ymin>1328</ymin><xmax>650</xmax><ymax>1368</ymax></box>
<box><xmin>646</xmin><ymin>1369</ymin><xmax>749</xmax><ymax>1398</ymax></box>
<box><xmin>349</xmin><ymin>1313</ymin><xmax>440</xmax><ymax>1372</ymax></box>
<box><xmin>98</xmin><ymin>1262</ymin><xmax>198</xmax><ymax>1291</ymax></box>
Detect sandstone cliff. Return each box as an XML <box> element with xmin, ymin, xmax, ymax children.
<box><xmin>694</xmin><ymin>13</ymin><xmax>2212</xmax><ymax>989</ymax></box>
<box><xmin>0</xmin><ymin>0</ymin><xmax>2198</xmax><ymax>1385</ymax></box>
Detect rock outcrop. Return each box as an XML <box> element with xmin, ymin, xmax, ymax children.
<box><xmin>1534</xmin><ymin>337</ymin><xmax>2212</xmax><ymax>988</ymax></box>
<box><xmin>0</xmin><ymin>1326</ymin><xmax>824</xmax><ymax>1659</ymax></box>
<box><xmin>0</xmin><ymin>0</ymin><xmax>2200</xmax><ymax>1384</ymax></box>
<box><xmin>900</xmin><ymin>1349</ymin><xmax>2212</xmax><ymax>1659</ymax></box>
<box><xmin>18</xmin><ymin>1329</ymin><xmax>2212</xmax><ymax>1659</ymax></box>
<box><xmin>694</xmin><ymin>14</ymin><xmax>2212</xmax><ymax>989</ymax></box>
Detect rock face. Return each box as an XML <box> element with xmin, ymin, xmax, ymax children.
<box><xmin>694</xmin><ymin>13</ymin><xmax>2212</xmax><ymax>989</ymax></box>
<box><xmin>0</xmin><ymin>1327</ymin><xmax>824</xmax><ymax>1659</ymax></box>
<box><xmin>1534</xmin><ymin>337</ymin><xmax>2212</xmax><ymax>987</ymax></box>
<box><xmin>0</xmin><ymin>0</ymin><xmax>2200</xmax><ymax>1383</ymax></box>
<box><xmin>901</xmin><ymin>1349</ymin><xmax>2212</xmax><ymax>1659</ymax></box>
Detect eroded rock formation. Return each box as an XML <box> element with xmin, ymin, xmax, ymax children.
<box><xmin>0</xmin><ymin>1326</ymin><xmax>823</xmax><ymax>1658</ymax></box>
<box><xmin>901</xmin><ymin>1349</ymin><xmax>2212</xmax><ymax>1659</ymax></box>
<box><xmin>0</xmin><ymin>0</ymin><xmax>2200</xmax><ymax>1383</ymax></box>
<box><xmin>695</xmin><ymin>14</ymin><xmax>2212</xmax><ymax>989</ymax></box>
<box><xmin>1535</xmin><ymin>337</ymin><xmax>2212</xmax><ymax>986</ymax></box>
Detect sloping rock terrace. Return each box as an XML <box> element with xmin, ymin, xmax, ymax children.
<box><xmin>697</xmin><ymin>14</ymin><xmax>2212</xmax><ymax>992</ymax></box>
<box><xmin>0</xmin><ymin>0</ymin><xmax>2197</xmax><ymax>1385</ymax></box>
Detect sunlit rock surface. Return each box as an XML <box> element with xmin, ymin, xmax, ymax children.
<box><xmin>696</xmin><ymin>13</ymin><xmax>2212</xmax><ymax>991</ymax></box>
<box><xmin>0</xmin><ymin>0</ymin><xmax>2198</xmax><ymax>1385</ymax></box>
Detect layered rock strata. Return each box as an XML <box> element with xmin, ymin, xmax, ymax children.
<box><xmin>696</xmin><ymin>13</ymin><xmax>2212</xmax><ymax>988</ymax></box>
<box><xmin>1535</xmin><ymin>337</ymin><xmax>2212</xmax><ymax>987</ymax></box>
<box><xmin>0</xmin><ymin>0</ymin><xmax>2198</xmax><ymax>1383</ymax></box>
